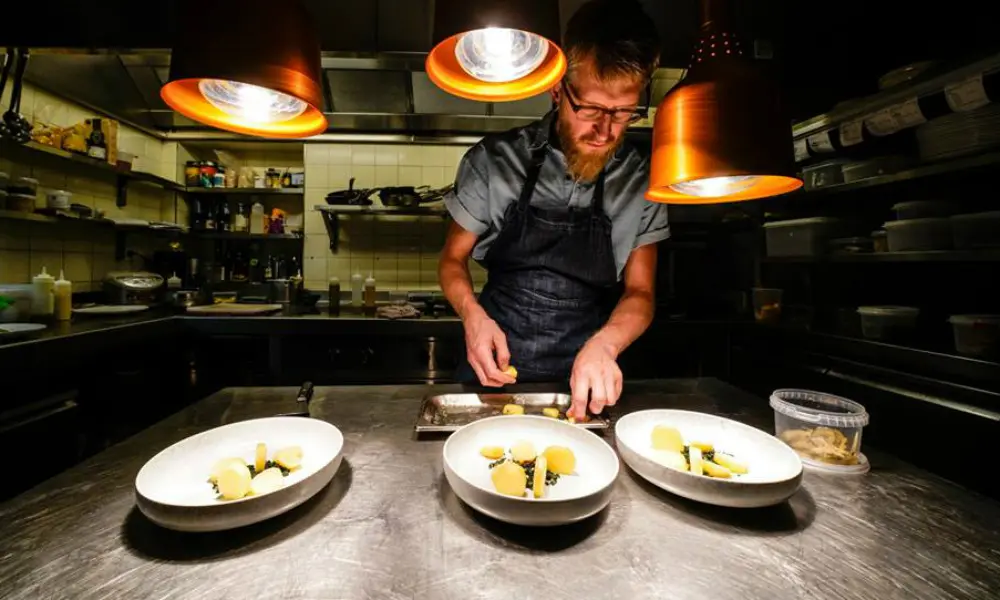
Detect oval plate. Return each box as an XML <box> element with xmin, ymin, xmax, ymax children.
<box><xmin>135</xmin><ymin>417</ymin><xmax>344</xmax><ymax>532</ymax></box>
<box><xmin>443</xmin><ymin>415</ymin><xmax>619</xmax><ymax>526</ymax></box>
<box><xmin>616</xmin><ymin>409</ymin><xmax>803</xmax><ymax>508</ymax></box>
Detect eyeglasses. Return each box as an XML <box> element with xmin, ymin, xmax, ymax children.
<box><xmin>561</xmin><ymin>80</ymin><xmax>648</xmax><ymax>124</ymax></box>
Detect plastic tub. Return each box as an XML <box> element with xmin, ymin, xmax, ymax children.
<box><xmin>0</xmin><ymin>285</ymin><xmax>35</xmax><ymax>322</ymax></box>
<box><xmin>752</xmin><ymin>288</ymin><xmax>783</xmax><ymax>323</ymax></box>
<box><xmin>948</xmin><ymin>315</ymin><xmax>1000</xmax><ymax>359</ymax></box>
<box><xmin>884</xmin><ymin>217</ymin><xmax>952</xmax><ymax>251</ymax></box>
<box><xmin>857</xmin><ymin>305</ymin><xmax>920</xmax><ymax>341</ymax></box>
<box><xmin>871</xmin><ymin>229</ymin><xmax>889</xmax><ymax>252</ymax></box>
<box><xmin>891</xmin><ymin>200</ymin><xmax>953</xmax><ymax>220</ymax></box>
<box><xmin>802</xmin><ymin>159</ymin><xmax>849</xmax><ymax>189</ymax></box>
<box><xmin>763</xmin><ymin>217</ymin><xmax>846</xmax><ymax>257</ymax></box>
<box><xmin>950</xmin><ymin>211</ymin><xmax>1000</xmax><ymax>249</ymax></box>
<box><xmin>770</xmin><ymin>389</ymin><xmax>870</xmax><ymax>473</ymax></box>
<box><xmin>8</xmin><ymin>176</ymin><xmax>38</xmax><ymax>196</ymax></box>
<box><xmin>6</xmin><ymin>193</ymin><xmax>37</xmax><ymax>213</ymax></box>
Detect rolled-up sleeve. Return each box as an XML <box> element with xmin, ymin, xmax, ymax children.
<box><xmin>445</xmin><ymin>145</ymin><xmax>491</xmax><ymax>235</ymax></box>
<box><xmin>635</xmin><ymin>200</ymin><xmax>671</xmax><ymax>248</ymax></box>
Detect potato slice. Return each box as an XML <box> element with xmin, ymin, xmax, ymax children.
<box><xmin>216</xmin><ymin>462</ymin><xmax>252</xmax><ymax>500</ymax></box>
<box><xmin>533</xmin><ymin>455</ymin><xmax>548</xmax><ymax>499</ymax></box>
<box><xmin>479</xmin><ymin>446</ymin><xmax>505</xmax><ymax>460</ymax></box>
<box><xmin>702</xmin><ymin>460</ymin><xmax>732</xmax><ymax>479</ymax></box>
<box><xmin>542</xmin><ymin>446</ymin><xmax>576</xmax><ymax>475</ymax></box>
<box><xmin>274</xmin><ymin>446</ymin><xmax>303</xmax><ymax>470</ymax></box>
<box><xmin>650</xmin><ymin>450</ymin><xmax>688</xmax><ymax>472</ymax></box>
<box><xmin>255</xmin><ymin>442</ymin><xmax>267</xmax><ymax>472</ymax></box>
<box><xmin>209</xmin><ymin>457</ymin><xmax>247</xmax><ymax>483</ymax></box>
<box><xmin>250</xmin><ymin>467</ymin><xmax>285</xmax><ymax>496</ymax></box>
<box><xmin>510</xmin><ymin>440</ymin><xmax>537</xmax><ymax>463</ymax></box>
<box><xmin>713</xmin><ymin>453</ymin><xmax>748</xmax><ymax>474</ymax></box>
<box><xmin>689</xmin><ymin>446</ymin><xmax>704</xmax><ymax>476</ymax></box>
<box><xmin>502</xmin><ymin>404</ymin><xmax>524</xmax><ymax>415</ymax></box>
<box><xmin>651</xmin><ymin>425</ymin><xmax>685</xmax><ymax>452</ymax></box>
<box><xmin>542</xmin><ymin>407</ymin><xmax>560</xmax><ymax>419</ymax></box>
<box><xmin>504</xmin><ymin>365</ymin><xmax>518</xmax><ymax>379</ymax></box>
<box><xmin>689</xmin><ymin>441</ymin><xmax>714</xmax><ymax>453</ymax></box>
<box><xmin>491</xmin><ymin>461</ymin><xmax>527</xmax><ymax>497</ymax></box>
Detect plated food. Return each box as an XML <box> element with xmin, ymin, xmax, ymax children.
<box><xmin>443</xmin><ymin>415</ymin><xmax>619</xmax><ymax>526</ymax></box>
<box><xmin>616</xmin><ymin>409</ymin><xmax>803</xmax><ymax>508</ymax></box>
<box><xmin>135</xmin><ymin>416</ymin><xmax>344</xmax><ymax>532</ymax></box>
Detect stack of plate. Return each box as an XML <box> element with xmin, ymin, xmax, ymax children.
<box><xmin>916</xmin><ymin>103</ymin><xmax>1000</xmax><ymax>161</ymax></box>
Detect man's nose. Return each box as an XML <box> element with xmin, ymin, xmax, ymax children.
<box><xmin>592</xmin><ymin>114</ymin><xmax>613</xmax><ymax>140</ymax></box>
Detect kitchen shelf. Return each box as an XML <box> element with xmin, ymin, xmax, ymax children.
<box><xmin>315</xmin><ymin>204</ymin><xmax>449</xmax><ymax>251</ymax></box>
<box><xmin>798</xmin><ymin>151</ymin><xmax>1000</xmax><ymax>197</ymax></box>
<box><xmin>189</xmin><ymin>231</ymin><xmax>303</xmax><ymax>241</ymax></box>
<box><xmin>184</xmin><ymin>187</ymin><xmax>304</xmax><ymax>195</ymax></box>
<box><xmin>762</xmin><ymin>250</ymin><xmax>1000</xmax><ymax>263</ymax></box>
<box><xmin>0</xmin><ymin>209</ymin><xmax>60</xmax><ymax>224</ymax></box>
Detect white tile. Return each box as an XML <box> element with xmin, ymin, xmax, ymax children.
<box><xmin>329</xmin><ymin>165</ymin><xmax>352</xmax><ymax>189</ymax></box>
<box><xmin>351</xmin><ymin>144</ymin><xmax>375</xmax><ymax>166</ymax></box>
<box><xmin>398</xmin><ymin>166</ymin><xmax>422</xmax><ymax>186</ymax></box>
<box><xmin>305</xmin><ymin>164</ymin><xmax>329</xmax><ymax>189</ymax></box>
<box><xmin>327</xmin><ymin>144</ymin><xmax>352</xmax><ymax>165</ymax></box>
<box><xmin>374</xmin><ymin>166</ymin><xmax>398</xmax><ymax>187</ymax></box>
<box><xmin>397</xmin><ymin>145</ymin><xmax>422</xmax><ymax>167</ymax></box>
<box><xmin>327</xmin><ymin>258</ymin><xmax>352</xmax><ymax>281</ymax></box>
<box><xmin>30</xmin><ymin>251</ymin><xmax>64</xmax><ymax>278</ymax></box>
<box><xmin>63</xmin><ymin>252</ymin><xmax>93</xmax><ymax>282</ymax></box>
<box><xmin>420</xmin><ymin>146</ymin><xmax>448</xmax><ymax>167</ymax></box>
<box><xmin>304</xmin><ymin>211</ymin><xmax>327</xmax><ymax>235</ymax></box>
<box><xmin>448</xmin><ymin>145</ymin><xmax>471</xmax><ymax>167</ymax></box>
<box><xmin>421</xmin><ymin>167</ymin><xmax>446</xmax><ymax>188</ymax></box>
<box><xmin>304</xmin><ymin>144</ymin><xmax>329</xmax><ymax>165</ymax></box>
<box><xmin>375</xmin><ymin>146</ymin><xmax>398</xmax><ymax>166</ymax></box>
<box><xmin>304</xmin><ymin>256</ymin><xmax>327</xmax><ymax>282</ymax></box>
<box><xmin>304</xmin><ymin>234</ymin><xmax>332</xmax><ymax>259</ymax></box>
<box><xmin>351</xmin><ymin>166</ymin><xmax>375</xmax><ymax>188</ymax></box>
<box><xmin>0</xmin><ymin>250</ymin><xmax>31</xmax><ymax>283</ymax></box>
<box><xmin>29</xmin><ymin>225</ymin><xmax>62</xmax><ymax>252</ymax></box>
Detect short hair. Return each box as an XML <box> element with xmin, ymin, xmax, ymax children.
<box><xmin>562</xmin><ymin>0</ymin><xmax>661</xmax><ymax>84</ymax></box>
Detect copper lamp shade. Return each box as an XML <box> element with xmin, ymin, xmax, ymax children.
<box><xmin>646</xmin><ymin>3</ymin><xmax>801</xmax><ymax>203</ymax></box>
<box><xmin>161</xmin><ymin>0</ymin><xmax>327</xmax><ymax>138</ymax></box>
<box><xmin>426</xmin><ymin>0</ymin><xmax>566</xmax><ymax>102</ymax></box>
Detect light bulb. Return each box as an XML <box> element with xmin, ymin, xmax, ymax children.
<box><xmin>455</xmin><ymin>27</ymin><xmax>548</xmax><ymax>83</ymax></box>
<box><xmin>670</xmin><ymin>175</ymin><xmax>760</xmax><ymax>198</ymax></box>
<box><xmin>198</xmin><ymin>80</ymin><xmax>308</xmax><ymax>124</ymax></box>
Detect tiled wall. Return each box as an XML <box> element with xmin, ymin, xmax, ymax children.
<box><xmin>302</xmin><ymin>143</ymin><xmax>488</xmax><ymax>292</ymax></box>
<box><xmin>0</xmin><ymin>83</ymin><xmax>183</xmax><ymax>290</ymax></box>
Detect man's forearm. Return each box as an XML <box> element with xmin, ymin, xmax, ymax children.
<box><xmin>589</xmin><ymin>289</ymin><xmax>655</xmax><ymax>356</ymax></box>
<box><xmin>439</xmin><ymin>257</ymin><xmax>485</xmax><ymax>320</ymax></box>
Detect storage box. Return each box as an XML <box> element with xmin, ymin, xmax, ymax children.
<box><xmin>763</xmin><ymin>217</ymin><xmax>846</xmax><ymax>257</ymax></box>
<box><xmin>950</xmin><ymin>211</ymin><xmax>1000</xmax><ymax>249</ymax></box>
<box><xmin>884</xmin><ymin>217</ymin><xmax>952</xmax><ymax>251</ymax></box>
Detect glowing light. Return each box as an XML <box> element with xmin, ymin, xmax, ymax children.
<box><xmin>670</xmin><ymin>175</ymin><xmax>760</xmax><ymax>197</ymax></box>
<box><xmin>198</xmin><ymin>80</ymin><xmax>307</xmax><ymax>124</ymax></box>
<box><xmin>455</xmin><ymin>27</ymin><xmax>547</xmax><ymax>83</ymax></box>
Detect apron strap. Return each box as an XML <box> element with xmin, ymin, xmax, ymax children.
<box><xmin>516</xmin><ymin>149</ymin><xmax>547</xmax><ymax>211</ymax></box>
<box><xmin>591</xmin><ymin>169</ymin><xmax>607</xmax><ymax>218</ymax></box>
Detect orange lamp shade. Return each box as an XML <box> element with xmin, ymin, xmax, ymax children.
<box><xmin>427</xmin><ymin>0</ymin><xmax>565</xmax><ymax>102</ymax></box>
<box><xmin>161</xmin><ymin>0</ymin><xmax>327</xmax><ymax>138</ymax></box>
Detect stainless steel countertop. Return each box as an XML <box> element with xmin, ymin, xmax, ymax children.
<box><xmin>2</xmin><ymin>378</ymin><xmax>998</xmax><ymax>600</ymax></box>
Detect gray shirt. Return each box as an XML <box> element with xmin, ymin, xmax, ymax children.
<box><xmin>445</xmin><ymin>111</ymin><xmax>671</xmax><ymax>278</ymax></box>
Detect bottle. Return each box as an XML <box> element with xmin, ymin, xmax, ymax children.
<box><xmin>216</xmin><ymin>202</ymin><xmax>231</xmax><ymax>232</ymax></box>
<box><xmin>250</xmin><ymin>201</ymin><xmax>265</xmax><ymax>234</ymax></box>
<box><xmin>234</xmin><ymin>202</ymin><xmax>248</xmax><ymax>232</ymax></box>
<box><xmin>32</xmin><ymin>266</ymin><xmax>55</xmax><ymax>316</ymax></box>
<box><xmin>204</xmin><ymin>203</ymin><xmax>216</xmax><ymax>230</ymax></box>
<box><xmin>351</xmin><ymin>272</ymin><xmax>363</xmax><ymax>307</ymax></box>
<box><xmin>53</xmin><ymin>270</ymin><xmax>72</xmax><ymax>321</ymax></box>
<box><xmin>328</xmin><ymin>277</ymin><xmax>341</xmax><ymax>316</ymax></box>
<box><xmin>86</xmin><ymin>118</ymin><xmax>107</xmax><ymax>161</ymax></box>
<box><xmin>190</xmin><ymin>198</ymin><xmax>204</xmax><ymax>230</ymax></box>
<box><xmin>231</xmin><ymin>251</ymin><xmax>248</xmax><ymax>282</ymax></box>
<box><xmin>364</xmin><ymin>272</ymin><xmax>376</xmax><ymax>312</ymax></box>
<box><xmin>263</xmin><ymin>254</ymin><xmax>274</xmax><ymax>280</ymax></box>
<box><xmin>167</xmin><ymin>272</ymin><xmax>182</xmax><ymax>289</ymax></box>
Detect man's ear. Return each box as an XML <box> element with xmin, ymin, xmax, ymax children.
<box><xmin>550</xmin><ymin>84</ymin><xmax>561</xmax><ymax>105</ymax></box>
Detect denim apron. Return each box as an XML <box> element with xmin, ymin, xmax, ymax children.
<box><xmin>456</xmin><ymin>149</ymin><xmax>618</xmax><ymax>383</ymax></box>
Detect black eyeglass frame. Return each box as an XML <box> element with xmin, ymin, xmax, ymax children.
<box><xmin>560</xmin><ymin>79</ymin><xmax>650</xmax><ymax>124</ymax></box>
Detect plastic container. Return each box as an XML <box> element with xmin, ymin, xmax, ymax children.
<box><xmin>948</xmin><ymin>315</ymin><xmax>1000</xmax><ymax>359</ymax></box>
<box><xmin>9</xmin><ymin>176</ymin><xmax>38</xmax><ymax>196</ymax></box>
<box><xmin>763</xmin><ymin>217</ymin><xmax>846</xmax><ymax>257</ymax></box>
<box><xmin>351</xmin><ymin>272</ymin><xmax>363</xmax><ymax>307</ymax></box>
<box><xmin>857</xmin><ymin>305</ymin><xmax>920</xmax><ymax>341</ymax></box>
<box><xmin>828</xmin><ymin>236</ymin><xmax>873</xmax><ymax>254</ymax></box>
<box><xmin>32</xmin><ymin>266</ymin><xmax>55</xmax><ymax>316</ymax></box>
<box><xmin>770</xmin><ymin>389</ymin><xmax>870</xmax><ymax>473</ymax></box>
<box><xmin>950</xmin><ymin>211</ymin><xmax>1000</xmax><ymax>249</ymax></box>
<box><xmin>7</xmin><ymin>193</ymin><xmax>37</xmax><ymax>213</ymax></box>
<box><xmin>802</xmin><ymin>159</ymin><xmax>849</xmax><ymax>189</ymax></box>
<box><xmin>883</xmin><ymin>218</ymin><xmax>952</xmax><ymax>251</ymax></box>
<box><xmin>46</xmin><ymin>189</ymin><xmax>72</xmax><ymax>210</ymax></box>
<box><xmin>53</xmin><ymin>270</ymin><xmax>72</xmax><ymax>321</ymax></box>
<box><xmin>0</xmin><ymin>284</ymin><xmax>34</xmax><ymax>322</ymax></box>
<box><xmin>891</xmin><ymin>200</ymin><xmax>952</xmax><ymax>220</ymax></box>
<box><xmin>841</xmin><ymin>156</ymin><xmax>911</xmax><ymax>183</ymax></box>
<box><xmin>871</xmin><ymin>229</ymin><xmax>889</xmax><ymax>252</ymax></box>
<box><xmin>752</xmin><ymin>287</ymin><xmax>783</xmax><ymax>323</ymax></box>
<box><xmin>364</xmin><ymin>273</ymin><xmax>376</xmax><ymax>309</ymax></box>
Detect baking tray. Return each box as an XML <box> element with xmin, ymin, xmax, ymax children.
<box><xmin>414</xmin><ymin>393</ymin><xmax>609</xmax><ymax>433</ymax></box>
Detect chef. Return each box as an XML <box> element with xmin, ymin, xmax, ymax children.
<box><xmin>439</xmin><ymin>0</ymin><xmax>669</xmax><ymax>419</ymax></box>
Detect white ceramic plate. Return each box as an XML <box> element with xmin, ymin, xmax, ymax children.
<box><xmin>73</xmin><ymin>305</ymin><xmax>150</xmax><ymax>315</ymax></box>
<box><xmin>135</xmin><ymin>417</ymin><xmax>344</xmax><ymax>532</ymax></box>
<box><xmin>443</xmin><ymin>415</ymin><xmax>619</xmax><ymax>526</ymax></box>
<box><xmin>616</xmin><ymin>410</ymin><xmax>803</xmax><ymax>508</ymax></box>
<box><xmin>0</xmin><ymin>323</ymin><xmax>46</xmax><ymax>338</ymax></box>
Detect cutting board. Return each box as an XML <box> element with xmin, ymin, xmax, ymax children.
<box><xmin>186</xmin><ymin>303</ymin><xmax>283</xmax><ymax>316</ymax></box>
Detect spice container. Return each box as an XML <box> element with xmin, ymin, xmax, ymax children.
<box><xmin>184</xmin><ymin>161</ymin><xmax>201</xmax><ymax>186</ymax></box>
<box><xmin>265</xmin><ymin>168</ymin><xmax>281</xmax><ymax>188</ymax></box>
<box><xmin>198</xmin><ymin>161</ymin><xmax>218</xmax><ymax>187</ymax></box>
<box><xmin>770</xmin><ymin>389</ymin><xmax>870</xmax><ymax>473</ymax></box>
<box><xmin>212</xmin><ymin>167</ymin><xmax>226</xmax><ymax>188</ymax></box>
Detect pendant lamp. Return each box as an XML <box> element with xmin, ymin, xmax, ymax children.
<box><xmin>161</xmin><ymin>0</ymin><xmax>327</xmax><ymax>138</ymax></box>
<box><xmin>426</xmin><ymin>0</ymin><xmax>566</xmax><ymax>102</ymax></box>
<box><xmin>646</xmin><ymin>0</ymin><xmax>801</xmax><ymax>203</ymax></box>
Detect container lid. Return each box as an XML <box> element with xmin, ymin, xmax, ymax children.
<box><xmin>871</xmin><ymin>229</ymin><xmax>887</xmax><ymax>237</ymax></box>
<box><xmin>46</xmin><ymin>189</ymin><xmax>72</xmax><ymax>196</ymax></box>
<box><xmin>15</xmin><ymin>176</ymin><xmax>39</xmax><ymax>184</ymax></box>
<box><xmin>857</xmin><ymin>306</ymin><xmax>920</xmax><ymax>317</ymax></box>
<box><xmin>801</xmin><ymin>452</ymin><xmax>871</xmax><ymax>475</ymax></box>
<box><xmin>770</xmin><ymin>389</ymin><xmax>870</xmax><ymax>428</ymax></box>
<box><xmin>883</xmin><ymin>217</ymin><xmax>950</xmax><ymax>228</ymax></box>
<box><xmin>54</xmin><ymin>270</ymin><xmax>72</xmax><ymax>289</ymax></box>
<box><xmin>762</xmin><ymin>217</ymin><xmax>842</xmax><ymax>228</ymax></box>
<box><xmin>33</xmin><ymin>266</ymin><xmax>55</xmax><ymax>282</ymax></box>
<box><xmin>950</xmin><ymin>211</ymin><xmax>1000</xmax><ymax>221</ymax></box>
<box><xmin>8</xmin><ymin>193</ymin><xmax>37</xmax><ymax>199</ymax></box>
<box><xmin>891</xmin><ymin>200</ymin><xmax>947</xmax><ymax>210</ymax></box>
<box><xmin>948</xmin><ymin>314</ymin><xmax>1000</xmax><ymax>325</ymax></box>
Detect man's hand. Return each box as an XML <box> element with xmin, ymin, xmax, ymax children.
<box><xmin>464</xmin><ymin>307</ymin><xmax>516</xmax><ymax>387</ymax></box>
<box><xmin>569</xmin><ymin>339</ymin><xmax>623</xmax><ymax>419</ymax></box>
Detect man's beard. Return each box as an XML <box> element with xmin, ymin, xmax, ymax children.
<box><xmin>556</xmin><ymin>117</ymin><xmax>623</xmax><ymax>182</ymax></box>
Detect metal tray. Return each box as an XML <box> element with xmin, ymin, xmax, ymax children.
<box><xmin>414</xmin><ymin>393</ymin><xmax>609</xmax><ymax>432</ymax></box>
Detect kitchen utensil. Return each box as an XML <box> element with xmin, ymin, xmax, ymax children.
<box><xmin>185</xmin><ymin>303</ymin><xmax>283</xmax><ymax>315</ymax></box>
<box><xmin>443</xmin><ymin>415</ymin><xmax>619</xmax><ymax>526</ymax></box>
<box><xmin>378</xmin><ymin>186</ymin><xmax>421</xmax><ymax>207</ymax></box>
<box><xmin>277</xmin><ymin>381</ymin><xmax>315</xmax><ymax>417</ymax></box>
<box><xmin>415</xmin><ymin>393</ymin><xmax>610</xmax><ymax>433</ymax></box>
<box><xmin>134</xmin><ymin>416</ymin><xmax>344</xmax><ymax>532</ymax></box>
<box><xmin>102</xmin><ymin>271</ymin><xmax>165</xmax><ymax>305</ymax></box>
<box><xmin>2</xmin><ymin>49</ymin><xmax>32</xmax><ymax>143</ymax></box>
<box><xmin>72</xmin><ymin>305</ymin><xmax>151</xmax><ymax>315</ymax></box>
<box><xmin>615</xmin><ymin>409</ymin><xmax>803</xmax><ymax>508</ymax></box>
<box><xmin>770</xmin><ymin>389</ymin><xmax>870</xmax><ymax>474</ymax></box>
<box><xmin>0</xmin><ymin>322</ymin><xmax>46</xmax><ymax>340</ymax></box>
<box><xmin>325</xmin><ymin>177</ymin><xmax>377</xmax><ymax>206</ymax></box>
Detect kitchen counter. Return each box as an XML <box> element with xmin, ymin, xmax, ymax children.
<box><xmin>2</xmin><ymin>378</ymin><xmax>997</xmax><ymax>600</ymax></box>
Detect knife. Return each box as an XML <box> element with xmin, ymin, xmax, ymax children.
<box><xmin>278</xmin><ymin>381</ymin><xmax>314</xmax><ymax>417</ymax></box>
